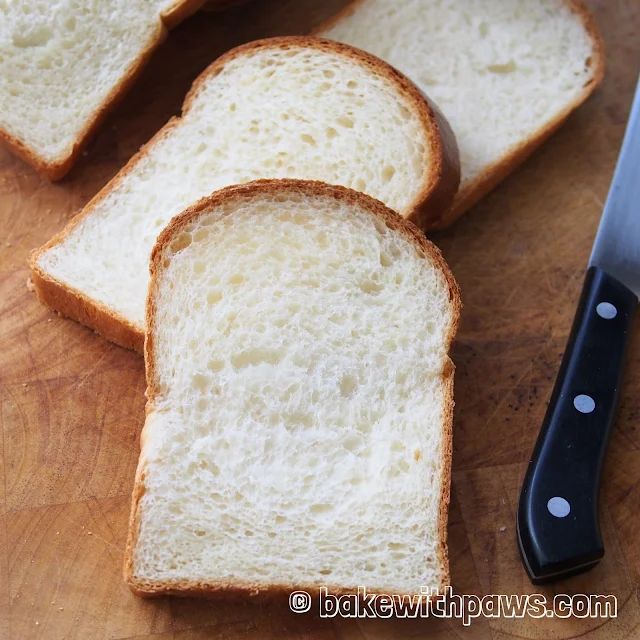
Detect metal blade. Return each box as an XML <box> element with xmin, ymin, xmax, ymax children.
<box><xmin>589</xmin><ymin>77</ymin><xmax>640</xmax><ymax>297</ymax></box>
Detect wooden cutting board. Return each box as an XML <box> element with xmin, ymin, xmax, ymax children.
<box><xmin>1</xmin><ymin>1</ymin><xmax>639</xmax><ymax>638</ymax></box>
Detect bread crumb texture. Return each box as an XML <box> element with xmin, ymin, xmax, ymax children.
<box><xmin>132</xmin><ymin>185</ymin><xmax>455</xmax><ymax>594</ymax></box>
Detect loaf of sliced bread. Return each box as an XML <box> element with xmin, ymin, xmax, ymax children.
<box><xmin>125</xmin><ymin>179</ymin><xmax>460</xmax><ymax>597</ymax></box>
<box><xmin>31</xmin><ymin>36</ymin><xmax>459</xmax><ymax>351</ymax></box>
<box><xmin>318</xmin><ymin>0</ymin><xmax>604</xmax><ymax>227</ymax></box>
<box><xmin>0</xmin><ymin>0</ymin><xmax>215</xmax><ymax>179</ymax></box>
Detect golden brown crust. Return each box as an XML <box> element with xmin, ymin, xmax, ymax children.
<box><xmin>124</xmin><ymin>178</ymin><xmax>461</xmax><ymax>599</ymax></box>
<box><xmin>30</xmin><ymin>264</ymin><xmax>143</xmax><ymax>352</ymax></box>
<box><xmin>0</xmin><ymin>0</ymin><xmax>208</xmax><ymax>180</ymax></box>
<box><xmin>436</xmin><ymin>359</ymin><xmax>455</xmax><ymax>588</ymax></box>
<box><xmin>315</xmin><ymin>0</ymin><xmax>605</xmax><ymax>229</ymax></box>
<box><xmin>411</xmin><ymin>93</ymin><xmax>460</xmax><ymax>229</ymax></box>
<box><xmin>30</xmin><ymin>35</ymin><xmax>459</xmax><ymax>349</ymax></box>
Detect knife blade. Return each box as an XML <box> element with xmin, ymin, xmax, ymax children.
<box><xmin>517</xmin><ymin>76</ymin><xmax>640</xmax><ymax>583</ymax></box>
<box><xmin>591</xmin><ymin>80</ymin><xmax>640</xmax><ymax>295</ymax></box>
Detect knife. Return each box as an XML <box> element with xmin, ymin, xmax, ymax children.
<box><xmin>517</xmin><ymin>77</ymin><xmax>640</xmax><ymax>584</ymax></box>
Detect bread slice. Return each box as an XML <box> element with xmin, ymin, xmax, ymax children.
<box><xmin>0</xmin><ymin>0</ymin><xmax>221</xmax><ymax>179</ymax></box>
<box><xmin>124</xmin><ymin>179</ymin><xmax>460</xmax><ymax>598</ymax></box>
<box><xmin>31</xmin><ymin>36</ymin><xmax>460</xmax><ymax>352</ymax></box>
<box><xmin>318</xmin><ymin>0</ymin><xmax>604</xmax><ymax>227</ymax></box>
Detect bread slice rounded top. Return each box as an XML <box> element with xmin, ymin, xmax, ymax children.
<box><xmin>31</xmin><ymin>35</ymin><xmax>460</xmax><ymax>352</ymax></box>
<box><xmin>125</xmin><ymin>178</ymin><xmax>460</xmax><ymax>598</ymax></box>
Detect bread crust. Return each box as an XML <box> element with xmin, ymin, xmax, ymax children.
<box><xmin>30</xmin><ymin>35</ymin><xmax>460</xmax><ymax>350</ymax></box>
<box><xmin>30</xmin><ymin>263</ymin><xmax>144</xmax><ymax>352</ymax></box>
<box><xmin>0</xmin><ymin>0</ymin><xmax>209</xmax><ymax>180</ymax></box>
<box><xmin>123</xmin><ymin>178</ymin><xmax>461</xmax><ymax>600</ymax></box>
<box><xmin>315</xmin><ymin>0</ymin><xmax>605</xmax><ymax>229</ymax></box>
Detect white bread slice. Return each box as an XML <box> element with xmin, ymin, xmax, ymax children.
<box><xmin>31</xmin><ymin>36</ymin><xmax>460</xmax><ymax>352</ymax></box>
<box><xmin>318</xmin><ymin>0</ymin><xmax>604</xmax><ymax>227</ymax></box>
<box><xmin>0</xmin><ymin>0</ymin><xmax>217</xmax><ymax>179</ymax></box>
<box><xmin>124</xmin><ymin>179</ymin><xmax>460</xmax><ymax>598</ymax></box>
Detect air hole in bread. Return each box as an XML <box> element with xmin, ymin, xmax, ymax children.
<box><xmin>336</xmin><ymin>115</ymin><xmax>354</xmax><ymax>128</ymax></box>
<box><xmin>300</xmin><ymin>133</ymin><xmax>316</xmax><ymax>146</ymax></box>
<box><xmin>487</xmin><ymin>61</ymin><xmax>517</xmax><ymax>74</ymax></box>
<box><xmin>170</xmin><ymin>232</ymin><xmax>192</xmax><ymax>253</ymax></box>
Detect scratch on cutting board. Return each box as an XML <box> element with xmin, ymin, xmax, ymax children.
<box><xmin>586</xmin><ymin>185</ymin><xmax>605</xmax><ymax>210</ymax></box>
<box><xmin>57</xmin><ymin>499</ymin><xmax>123</xmax><ymax>559</ymax></box>
<box><xmin>74</xmin><ymin>350</ymin><xmax>112</xmax><ymax>389</ymax></box>
<box><xmin>480</xmin><ymin>359</ymin><xmax>535</xmax><ymax>433</ymax></box>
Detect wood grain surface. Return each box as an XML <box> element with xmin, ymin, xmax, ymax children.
<box><xmin>1</xmin><ymin>1</ymin><xmax>639</xmax><ymax>638</ymax></box>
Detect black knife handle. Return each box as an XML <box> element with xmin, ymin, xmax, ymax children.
<box><xmin>517</xmin><ymin>266</ymin><xmax>637</xmax><ymax>583</ymax></box>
